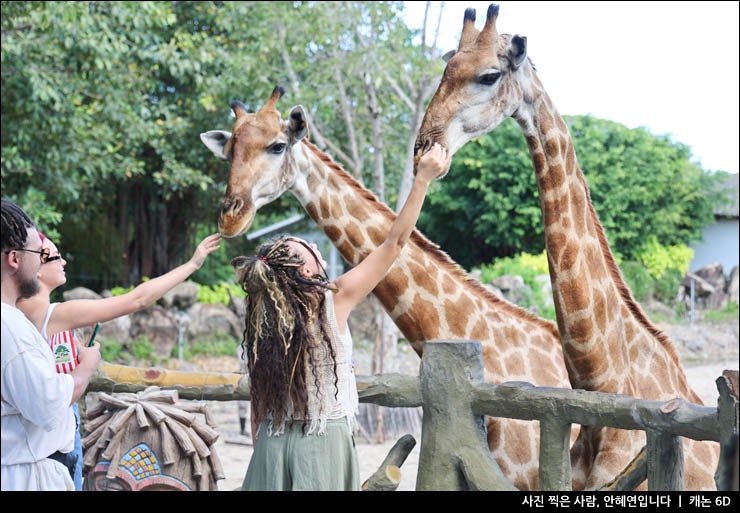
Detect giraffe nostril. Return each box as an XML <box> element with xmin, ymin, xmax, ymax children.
<box><xmin>222</xmin><ymin>198</ymin><xmax>244</xmax><ymax>217</ymax></box>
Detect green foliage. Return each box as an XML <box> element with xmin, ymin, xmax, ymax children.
<box><xmin>703</xmin><ymin>302</ymin><xmax>739</xmax><ymax>322</ymax></box>
<box><xmin>97</xmin><ymin>335</ymin><xmax>156</xmax><ymax>364</ymax></box>
<box><xmin>635</xmin><ymin>238</ymin><xmax>693</xmax><ymax>280</ymax></box>
<box><xmin>479</xmin><ymin>250</ymin><xmax>547</xmax><ymax>284</ymax></box>
<box><xmin>619</xmin><ymin>261</ymin><xmax>655</xmax><ymax>304</ymax></box>
<box><xmin>418</xmin><ymin>119</ymin><xmax>542</xmax><ymax>268</ymax></box>
<box><xmin>619</xmin><ymin>239</ymin><xmax>693</xmax><ymax>305</ymax></box>
<box><xmin>130</xmin><ymin>336</ymin><xmax>156</xmax><ymax>361</ymax></box>
<box><xmin>477</xmin><ymin>251</ymin><xmax>556</xmax><ymax>321</ymax></box>
<box><xmin>620</xmin><ymin>262</ymin><xmax>686</xmax><ymax>307</ymax></box>
<box><xmin>1</xmin><ymin>0</ymin><xmax>431</xmax><ymax>294</ymax></box>
<box><xmin>197</xmin><ymin>282</ymin><xmax>243</xmax><ymax>305</ymax></box>
<box><xmin>571</xmin><ymin>116</ymin><xmax>714</xmax><ymax>260</ymax></box>
<box><xmin>2</xmin><ymin>2</ymin><xmax>720</xmax><ymax>299</ymax></box>
<box><xmin>98</xmin><ymin>336</ymin><xmax>125</xmax><ymax>362</ymax></box>
<box><xmin>188</xmin><ymin>334</ymin><xmax>240</xmax><ymax>358</ymax></box>
<box><xmin>109</xmin><ymin>285</ymin><xmax>135</xmax><ymax>296</ymax></box>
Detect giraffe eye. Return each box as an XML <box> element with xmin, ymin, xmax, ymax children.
<box><xmin>478</xmin><ymin>71</ymin><xmax>501</xmax><ymax>86</ymax></box>
<box><xmin>268</xmin><ymin>142</ymin><xmax>287</xmax><ymax>155</ymax></box>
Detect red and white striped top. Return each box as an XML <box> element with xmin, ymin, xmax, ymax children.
<box><xmin>48</xmin><ymin>328</ymin><xmax>79</xmax><ymax>374</ymax></box>
<box><xmin>42</xmin><ymin>303</ymin><xmax>79</xmax><ymax>374</ymax></box>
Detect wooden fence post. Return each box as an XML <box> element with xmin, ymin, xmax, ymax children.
<box><xmin>416</xmin><ymin>340</ymin><xmax>515</xmax><ymax>491</ymax></box>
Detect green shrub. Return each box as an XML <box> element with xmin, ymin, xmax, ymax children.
<box><xmin>477</xmin><ymin>251</ymin><xmax>556</xmax><ymax>320</ymax></box>
<box><xmin>479</xmin><ymin>250</ymin><xmax>547</xmax><ymax>285</ymax></box>
<box><xmin>704</xmin><ymin>302</ymin><xmax>739</xmax><ymax>322</ymax></box>
<box><xmin>635</xmin><ymin>238</ymin><xmax>693</xmax><ymax>280</ymax></box>
<box><xmin>188</xmin><ymin>333</ymin><xmax>240</xmax><ymax>357</ymax></box>
<box><xmin>99</xmin><ymin>337</ymin><xmax>125</xmax><ymax>362</ymax></box>
<box><xmin>109</xmin><ymin>284</ymin><xmax>135</xmax><ymax>296</ymax></box>
<box><xmin>130</xmin><ymin>336</ymin><xmax>155</xmax><ymax>361</ymax></box>
<box><xmin>620</xmin><ymin>261</ymin><xmax>655</xmax><ymax>303</ymax></box>
<box><xmin>197</xmin><ymin>282</ymin><xmax>244</xmax><ymax>305</ymax></box>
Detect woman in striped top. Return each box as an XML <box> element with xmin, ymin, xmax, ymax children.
<box><xmin>16</xmin><ymin>231</ymin><xmax>222</xmax><ymax>489</ymax></box>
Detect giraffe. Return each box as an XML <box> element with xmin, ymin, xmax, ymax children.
<box><xmin>200</xmin><ymin>86</ymin><xmax>580</xmax><ymax>490</ymax></box>
<box><xmin>414</xmin><ymin>4</ymin><xmax>720</xmax><ymax>490</ymax></box>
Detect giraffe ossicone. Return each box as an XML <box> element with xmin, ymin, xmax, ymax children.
<box><xmin>415</xmin><ymin>3</ymin><xmax>720</xmax><ymax>491</ymax></box>
<box><xmin>201</xmin><ymin>85</ymin><xmax>582</xmax><ymax>490</ymax></box>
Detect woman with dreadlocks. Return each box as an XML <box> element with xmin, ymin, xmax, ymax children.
<box><xmin>232</xmin><ymin>143</ymin><xmax>450</xmax><ymax>491</ymax></box>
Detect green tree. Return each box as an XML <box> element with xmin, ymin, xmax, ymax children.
<box><xmin>418</xmin><ymin>119</ymin><xmax>543</xmax><ymax>268</ymax></box>
<box><xmin>1</xmin><ymin>1</ymin><xmax>436</xmax><ymax>293</ymax></box>
<box><xmin>572</xmin><ymin>116</ymin><xmax>715</xmax><ymax>260</ymax></box>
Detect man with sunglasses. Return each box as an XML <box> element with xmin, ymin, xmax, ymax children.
<box><xmin>1</xmin><ymin>199</ymin><xmax>101</xmax><ymax>491</ymax></box>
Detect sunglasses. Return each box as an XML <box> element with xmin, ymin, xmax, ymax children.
<box><xmin>6</xmin><ymin>247</ymin><xmax>52</xmax><ymax>264</ymax></box>
<box><xmin>43</xmin><ymin>254</ymin><xmax>63</xmax><ymax>264</ymax></box>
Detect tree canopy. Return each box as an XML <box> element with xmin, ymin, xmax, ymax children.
<box><xmin>1</xmin><ymin>1</ymin><xmax>720</xmax><ymax>293</ymax></box>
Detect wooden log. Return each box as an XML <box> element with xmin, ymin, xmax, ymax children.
<box><xmin>163</xmin><ymin>417</ymin><xmax>196</xmax><ymax>456</ymax></box>
<box><xmin>106</xmin><ymin>405</ymin><xmax>136</xmax><ymax>434</ymax></box>
<box><xmin>135</xmin><ymin>403</ymin><xmax>150</xmax><ymax>429</ymax></box>
<box><xmin>159</xmin><ymin>421</ymin><xmax>179</xmax><ymax>466</ymax></box>
<box><xmin>185</xmin><ymin>424</ymin><xmax>212</xmax><ymax>459</ymax></box>
<box><xmin>139</xmin><ymin>400</ymin><xmax>168</xmax><ymax>424</ymax></box>
<box><xmin>153</xmin><ymin>402</ymin><xmax>197</xmax><ymax>426</ymax></box>
<box><xmin>361</xmin><ymin>434</ymin><xmax>416</xmax><ymax>491</ymax></box>
<box><xmin>81</xmin><ymin>418</ymin><xmax>111</xmax><ymax>450</ymax></box>
<box><xmin>362</xmin><ymin>465</ymin><xmax>401</xmax><ymax>491</ymax></box>
<box><xmin>716</xmin><ymin>371</ymin><xmax>739</xmax><ymax>491</ymax></box>
<box><xmin>357</xmin><ymin>373</ymin><xmax>421</xmax><ymax>407</ymax></box>
<box><xmin>84</xmin><ymin>410</ymin><xmax>113</xmax><ymax>434</ymax></box>
<box><xmin>472</xmin><ymin>382</ymin><xmax>720</xmax><ymax>442</ymax></box>
<box><xmin>190</xmin><ymin>420</ymin><xmax>220</xmax><ymax>446</ymax></box>
<box><xmin>89</xmin><ymin>362</ymin><xmax>246</xmax><ymax>401</ymax></box>
<box><xmin>416</xmin><ymin>341</ymin><xmax>515</xmax><ymax>491</ymax></box>
<box><xmin>101</xmin><ymin>429</ymin><xmax>126</xmax><ymax>461</ymax></box>
<box><xmin>208</xmin><ymin>446</ymin><xmax>227</xmax><ymax>481</ymax></box>
<box><xmin>647</xmin><ymin>429</ymin><xmax>684</xmax><ymax>490</ymax></box>
<box><xmin>377</xmin><ymin>434</ymin><xmax>416</xmax><ymax>468</ymax></box>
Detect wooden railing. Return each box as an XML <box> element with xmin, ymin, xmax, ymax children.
<box><xmin>87</xmin><ymin>340</ymin><xmax>739</xmax><ymax>491</ymax></box>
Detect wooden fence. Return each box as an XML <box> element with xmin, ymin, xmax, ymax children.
<box><xmin>87</xmin><ymin>340</ymin><xmax>739</xmax><ymax>491</ymax></box>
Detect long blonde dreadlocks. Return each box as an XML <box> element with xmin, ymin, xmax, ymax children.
<box><xmin>231</xmin><ymin>236</ymin><xmax>339</xmax><ymax>433</ymax></box>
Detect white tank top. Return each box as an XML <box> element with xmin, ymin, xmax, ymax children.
<box><xmin>266</xmin><ymin>291</ymin><xmax>359</xmax><ymax>436</ymax></box>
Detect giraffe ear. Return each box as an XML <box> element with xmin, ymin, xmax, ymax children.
<box><xmin>508</xmin><ymin>35</ymin><xmax>527</xmax><ymax>70</ymax></box>
<box><xmin>200</xmin><ymin>130</ymin><xmax>232</xmax><ymax>160</ymax></box>
<box><xmin>442</xmin><ymin>49</ymin><xmax>456</xmax><ymax>63</ymax></box>
<box><xmin>288</xmin><ymin>105</ymin><xmax>308</xmax><ymax>143</ymax></box>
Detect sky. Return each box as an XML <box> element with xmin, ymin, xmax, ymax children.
<box><xmin>403</xmin><ymin>1</ymin><xmax>739</xmax><ymax>175</ymax></box>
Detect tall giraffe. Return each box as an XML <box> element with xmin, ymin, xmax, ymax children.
<box><xmin>200</xmin><ymin>86</ymin><xmax>580</xmax><ymax>490</ymax></box>
<box><xmin>414</xmin><ymin>4</ymin><xmax>719</xmax><ymax>490</ymax></box>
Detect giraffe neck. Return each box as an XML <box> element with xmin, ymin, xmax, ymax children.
<box><xmin>511</xmin><ymin>72</ymin><xmax>686</xmax><ymax>393</ymax></box>
<box><xmin>287</xmin><ymin>140</ymin><xmax>561</xmax><ymax>355</ymax></box>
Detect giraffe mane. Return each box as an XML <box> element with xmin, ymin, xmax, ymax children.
<box><xmin>301</xmin><ymin>139</ymin><xmax>560</xmax><ymax>338</ymax></box>
<box><xmin>581</xmin><ymin>173</ymin><xmax>683</xmax><ymax>366</ymax></box>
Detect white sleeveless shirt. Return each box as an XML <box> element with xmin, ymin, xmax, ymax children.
<box><xmin>266</xmin><ymin>291</ymin><xmax>359</xmax><ymax>436</ymax></box>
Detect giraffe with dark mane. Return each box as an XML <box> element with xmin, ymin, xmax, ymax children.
<box><xmin>200</xmin><ymin>87</ymin><xmax>581</xmax><ymax>490</ymax></box>
<box><xmin>414</xmin><ymin>3</ymin><xmax>719</xmax><ymax>490</ymax></box>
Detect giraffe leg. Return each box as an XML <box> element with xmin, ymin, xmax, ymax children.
<box><xmin>584</xmin><ymin>427</ymin><xmax>646</xmax><ymax>491</ymax></box>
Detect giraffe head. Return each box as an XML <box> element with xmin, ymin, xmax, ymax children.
<box><xmin>414</xmin><ymin>3</ymin><xmax>529</xmax><ymax>170</ymax></box>
<box><xmin>200</xmin><ymin>86</ymin><xmax>309</xmax><ymax>237</ymax></box>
